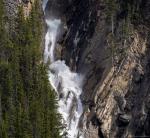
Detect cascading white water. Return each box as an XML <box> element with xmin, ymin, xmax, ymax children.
<box><xmin>49</xmin><ymin>61</ymin><xmax>83</xmax><ymax>138</ymax></box>
<box><xmin>43</xmin><ymin>1</ymin><xmax>84</xmax><ymax>137</ymax></box>
<box><xmin>44</xmin><ymin>19</ymin><xmax>61</xmax><ymax>63</ymax></box>
<box><xmin>42</xmin><ymin>0</ymin><xmax>48</xmax><ymax>12</ymax></box>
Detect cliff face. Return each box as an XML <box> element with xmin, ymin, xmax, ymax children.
<box><xmin>52</xmin><ymin>0</ymin><xmax>150</xmax><ymax>137</ymax></box>
<box><xmin>3</xmin><ymin>0</ymin><xmax>150</xmax><ymax>137</ymax></box>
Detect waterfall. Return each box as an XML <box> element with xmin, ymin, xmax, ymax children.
<box><xmin>44</xmin><ymin>19</ymin><xmax>61</xmax><ymax>63</ymax></box>
<box><xmin>43</xmin><ymin>1</ymin><xmax>84</xmax><ymax>137</ymax></box>
<box><xmin>42</xmin><ymin>0</ymin><xmax>48</xmax><ymax>11</ymax></box>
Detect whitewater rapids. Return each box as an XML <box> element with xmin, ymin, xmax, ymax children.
<box><xmin>43</xmin><ymin>0</ymin><xmax>84</xmax><ymax>137</ymax></box>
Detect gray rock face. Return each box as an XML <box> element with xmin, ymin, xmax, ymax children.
<box><xmin>4</xmin><ymin>0</ymin><xmax>150</xmax><ymax>137</ymax></box>
<box><xmin>49</xmin><ymin>0</ymin><xmax>150</xmax><ymax>137</ymax></box>
<box><xmin>62</xmin><ymin>0</ymin><xmax>111</xmax><ymax>106</ymax></box>
<box><xmin>6</xmin><ymin>0</ymin><xmax>150</xmax><ymax>137</ymax></box>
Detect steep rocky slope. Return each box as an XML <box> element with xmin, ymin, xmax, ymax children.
<box><xmin>46</xmin><ymin>0</ymin><xmax>150</xmax><ymax>137</ymax></box>
<box><xmin>2</xmin><ymin>0</ymin><xmax>150</xmax><ymax>137</ymax></box>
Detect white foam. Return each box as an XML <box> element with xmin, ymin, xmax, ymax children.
<box><xmin>43</xmin><ymin>0</ymin><xmax>84</xmax><ymax>137</ymax></box>
<box><xmin>49</xmin><ymin>60</ymin><xmax>83</xmax><ymax>137</ymax></box>
<box><xmin>44</xmin><ymin>19</ymin><xmax>61</xmax><ymax>63</ymax></box>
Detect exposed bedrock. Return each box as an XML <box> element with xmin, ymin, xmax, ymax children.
<box><xmin>46</xmin><ymin>0</ymin><xmax>150</xmax><ymax>137</ymax></box>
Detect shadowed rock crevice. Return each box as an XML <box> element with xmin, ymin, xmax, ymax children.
<box><xmin>45</xmin><ymin>0</ymin><xmax>150</xmax><ymax>137</ymax></box>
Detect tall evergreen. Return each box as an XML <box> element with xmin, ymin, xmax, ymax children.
<box><xmin>0</xmin><ymin>0</ymin><xmax>62</xmax><ymax>137</ymax></box>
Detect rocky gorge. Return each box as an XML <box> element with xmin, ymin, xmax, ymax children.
<box><xmin>44</xmin><ymin>0</ymin><xmax>150</xmax><ymax>137</ymax></box>
<box><xmin>1</xmin><ymin>0</ymin><xmax>150</xmax><ymax>138</ymax></box>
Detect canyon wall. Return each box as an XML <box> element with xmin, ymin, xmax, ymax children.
<box><xmin>3</xmin><ymin>0</ymin><xmax>150</xmax><ymax>137</ymax></box>
<box><xmin>50</xmin><ymin>0</ymin><xmax>150</xmax><ymax>137</ymax></box>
